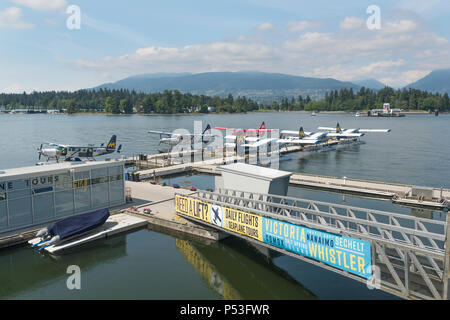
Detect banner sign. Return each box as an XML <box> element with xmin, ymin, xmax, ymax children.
<box><xmin>174</xmin><ymin>195</ymin><xmax>372</xmax><ymax>279</ymax></box>
<box><xmin>262</xmin><ymin>217</ymin><xmax>371</xmax><ymax>279</ymax></box>
<box><xmin>175</xmin><ymin>195</ymin><xmax>211</xmax><ymax>224</ymax></box>
<box><xmin>221</xmin><ymin>205</ymin><xmax>263</xmax><ymax>241</ymax></box>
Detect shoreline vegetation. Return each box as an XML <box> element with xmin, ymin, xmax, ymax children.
<box><xmin>0</xmin><ymin>87</ymin><xmax>448</xmax><ymax>115</ymax></box>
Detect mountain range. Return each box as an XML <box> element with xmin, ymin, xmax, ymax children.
<box><xmin>405</xmin><ymin>69</ymin><xmax>450</xmax><ymax>94</ymax></box>
<box><xmin>94</xmin><ymin>71</ymin><xmax>361</xmax><ymax>103</ymax></box>
<box><xmin>92</xmin><ymin>70</ymin><xmax>450</xmax><ymax>103</ymax></box>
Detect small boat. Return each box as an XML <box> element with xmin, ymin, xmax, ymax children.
<box><xmin>31</xmin><ymin>208</ymin><xmax>110</xmax><ymax>250</ymax></box>
<box><xmin>311</xmin><ymin>111</ymin><xmax>317</xmax><ymax>116</ymax></box>
<box><xmin>355</xmin><ymin>112</ymin><xmax>361</xmax><ymax>117</ymax></box>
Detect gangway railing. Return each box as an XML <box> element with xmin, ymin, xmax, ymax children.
<box><xmin>179</xmin><ymin>188</ymin><xmax>450</xmax><ymax>300</ymax></box>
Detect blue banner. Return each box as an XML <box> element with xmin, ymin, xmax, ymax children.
<box><xmin>262</xmin><ymin>217</ymin><xmax>372</xmax><ymax>279</ymax></box>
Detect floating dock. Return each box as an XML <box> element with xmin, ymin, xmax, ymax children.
<box><xmin>129</xmin><ymin>158</ymin><xmax>450</xmax><ymax>210</ymax></box>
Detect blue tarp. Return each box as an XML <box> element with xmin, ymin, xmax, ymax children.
<box><xmin>46</xmin><ymin>208</ymin><xmax>110</xmax><ymax>240</ymax></box>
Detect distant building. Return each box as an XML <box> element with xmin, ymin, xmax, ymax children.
<box><xmin>369</xmin><ymin>103</ymin><xmax>404</xmax><ymax>117</ymax></box>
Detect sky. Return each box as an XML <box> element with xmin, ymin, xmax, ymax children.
<box><xmin>0</xmin><ymin>0</ymin><xmax>449</xmax><ymax>92</ymax></box>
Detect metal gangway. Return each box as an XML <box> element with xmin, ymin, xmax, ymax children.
<box><xmin>182</xmin><ymin>188</ymin><xmax>450</xmax><ymax>300</ymax></box>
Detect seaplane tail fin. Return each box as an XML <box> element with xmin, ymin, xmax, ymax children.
<box><xmin>106</xmin><ymin>135</ymin><xmax>117</xmax><ymax>151</ymax></box>
<box><xmin>299</xmin><ymin>126</ymin><xmax>305</xmax><ymax>138</ymax></box>
<box><xmin>202</xmin><ymin>124</ymin><xmax>212</xmax><ymax>143</ymax></box>
<box><xmin>203</xmin><ymin>124</ymin><xmax>211</xmax><ymax>135</ymax></box>
<box><xmin>259</xmin><ymin>121</ymin><xmax>266</xmax><ymax>130</ymax></box>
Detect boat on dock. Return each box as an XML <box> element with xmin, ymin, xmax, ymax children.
<box><xmin>29</xmin><ymin>209</ymin><xmax>147</xmax><ymax>254</ymax></box>
<box><xmin>30</xmin><ymin>208</ymin><xmax>110</xmax><ymax>249</ymax></box>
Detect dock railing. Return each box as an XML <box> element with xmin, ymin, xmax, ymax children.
<box><xmin>184</xmin><ymin>188</ymin><xmax>450</xmax><ymax>300</ymax></box>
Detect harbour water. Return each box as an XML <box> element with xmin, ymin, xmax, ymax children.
<box><xmin>0</xmin><ymin>112</ymin><xmax>448</xmax><ymax>300</ymax></box>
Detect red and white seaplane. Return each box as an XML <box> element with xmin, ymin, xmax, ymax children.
<box><xmin>214</xmin><ymin>121</ymin><xmax>280</xmax><ymax>149</ymax></box>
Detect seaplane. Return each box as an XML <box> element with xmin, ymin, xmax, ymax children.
<box><xmin>278</xmin><ymin>126</ymin><xmax>338</xmax><ymax>153</ymax></box>
<box><xmin>318</xmin><ymin>123</ymin><xmax>390</xmax><ymax>137</ymax></box>
<box><xmin>214</xmin><ymin>121</ymin><xmax>278</xmax><ymax>137</ymax></box>
<box><xmin>278</xmin><ymin>127</ymin><xmax>324</xmax><ymax>145</ymax></box>
<box><xmin>37</xmin><ymin>135</ymin><xmax>122</xmax><ymax>162</ymax></box>
<box><xmin>215</xmin><ymin>121</ymin><xmax>280</xmax><ymax>149</ymax></box>
<box><xmin>317</xmin><ymin>123</ymin><xmax>390</xmax><ymax>148</ymax></box>
<box><xmin>148</xmin><ymin>124</ymin><xmax>216</xmax><ymax>153</ymax></box>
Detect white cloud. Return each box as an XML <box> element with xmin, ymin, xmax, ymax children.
<box><xmin>0</xmin><ymin>7</ymin><xmax>34</xmax><ymax>30</ymax></box>
<box><xmin>384</xmin><ymin>20</ymin><xmax>418</xmax><ymax>33</ymax></box>
<box><xmin>76</xmin><ymin>17</ymin><xmax>450</xmax><ymax>88</ymax></box>
<box><xmin>287</xmin><ymin>20</ymin><xmax>321</xmax><ymax>33</ymax></box>
<box><xmin>10</xmin><ymin>0</ymin><xmax>67</xmax><ymax>12</ymax></box>
<box><xmin>340</xmin><ymin>16</ymin><xmax>365</xmax><ymax>30</ymax></box>
<box><xmin>256</xmin><ymin>22</ymin><xmax>274</xmax><ymax>31</ymax></box>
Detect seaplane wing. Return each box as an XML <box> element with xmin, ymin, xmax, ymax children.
<box><xmin>225</xmin><ymin>135</ymin><xmax>276</xmax><ymax>148</ymax></box>
<box><xmin>215</xmin><ymin>121</ymin><xmax>278</xmax><ymax>135</ymax></box>
<box><xmin>216</xmin><ymin>127</ymin><xmax>278</xmax><ymax>132</ymax></box>
<box><xmin>44</xmin><ymin>142</ymin><xmax>65</xmax><ymax>147</ymax></box>
<box><xmin>148</xmin><ymin>130</ymin><xmax>214</xmax><ymax>137</ymax></box>
<box><xmin>225</xmin><ymin>135</ymin><xmax>237</xmax><ymax>141</ymax></box>
<box><xmin>243</xmin><ymin>137</ymin><xmax>259</xmax><ymax>143</ymax></box>
<box><xmin>309</xmin><ymin>132</ymin><xmax>328</xmax><ymax>140</ymax></box>
<box><xmin>149</xmin><ymin>124</ymin><xmax>217</xmax><ymax>138</ymax></box>
<box><xmin>277</xmin><ymin>138</ymin><xmax>319</xmax><ymax>145</ymax></box>
<box><xmin>318</xmin><ymin>123</ymin><xmax>390</xmax><ymax>134</ymax></box>
<box><xmin>327</xmin><ymin>132</ymin><xmax>364</xmax><ymax>138</ymax></box>
<box><xmin>241</xmin><ymin>138</ymin><xmax>276</xmax><ymax>148</ymax></box>
<box><xmin>317</xmin><ymin>126</ymin><xmax>338</xmax><ymax>132</ymax></box>
<box><xmin>280</xmin><ymin>130</ymin><xmax>313</xmax><ymax>136</ymax></box>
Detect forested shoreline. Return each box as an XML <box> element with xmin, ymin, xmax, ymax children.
<box><xmin>0</xmin><ymin>87</ymin><xmax>448</xmax><ymax>114</ymax></box>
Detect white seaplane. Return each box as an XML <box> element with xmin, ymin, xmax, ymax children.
<box><xmin>215</xmin><ymin>121</ymin><xmax>280</xmax><ymax>150</ymax></box>
<box><xmin>317</xmin><ymin>122</ymin><xmax>391</xmax><ymax>136</ymax></box>
<box><xmin>278</xmin><ymin>126</ymin><xmax>338</xmax><ymax>153</ymax></box>
<box><xmin>37</xmin><ymin>135</ymin><xmax>122</xmax><ymax>162</ymax></box>
<box><xmin>148</xmin><ymin>124</ymin><xmax>216</xmax><ymax>153</ymax></box>
<box><xmin>317</xmin><ymin>122</ymin><xmax>391</xmax><ymax>148</ymax></box>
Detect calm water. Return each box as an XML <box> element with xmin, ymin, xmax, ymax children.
<box><xmin>0</xmin><ymin>112</ymin><xmax>448</xmax><ymax>300</ymax></box>
<box><xmin>1</xmin><ymin>112</ymin><xmax>449</xmax><ymax>188</ymax></box>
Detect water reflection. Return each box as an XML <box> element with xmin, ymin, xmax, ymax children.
<box><xmin>176</xmin><ymin>237</ymin><xmax>317</xmax><ymax>300</ymax></box>
<box><xmin>175</xmin><ymin>239</ymin><xmax>241</xmax><ymax>300</ymax></box>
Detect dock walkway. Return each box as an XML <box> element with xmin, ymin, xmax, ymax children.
<box><xmin>124</xmin><ymin>181</ymin><xmax>226</xmax><ymax>241</ymax></box>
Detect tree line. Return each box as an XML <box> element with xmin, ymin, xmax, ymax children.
<box><xmin>0</xmin><ymin>87</ymin><xmax>448</xmax><ymax>114</ymax></box>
